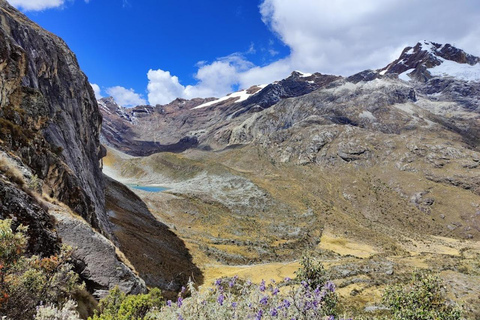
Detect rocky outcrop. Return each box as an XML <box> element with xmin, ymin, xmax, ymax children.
<box><xmin>0</xmin><ymin>0</ymin><xmax>150</xmax><ymax>297</ymax></box>
<box><xmin>50</xmin><ymin>207</ymin><xmax>147</xmax><ymax>299</ymax></box>
<box><xmin>0</xmin><ymin>0</ymin><xmax>105</xmax><ymax>230</ymax></box>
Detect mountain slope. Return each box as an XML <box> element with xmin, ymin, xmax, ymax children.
<box><xmin>102</xmin><ymin>41</ymin><xmax>480</xmax><ymax>317</ymax></box>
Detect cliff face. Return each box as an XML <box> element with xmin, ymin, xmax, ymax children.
<box><xmin>0</xmin><ymin>0</ymin><xmax>149</xmax><ymax>297</ymax></box>
<box><xmin>0</xmin><ymin>0</ymin><xmax>105</xmax><ymax>230</ymax></box>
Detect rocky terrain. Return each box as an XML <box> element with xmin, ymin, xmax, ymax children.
<box><xmin>0</xmin><ymin>0</ymin><xmax>199</xmax><ymax>300</ymax></box>
<box><xmin>101</xmin><ymin>40</ymin><xmax>480</xmax><ymax>317</ymax></box>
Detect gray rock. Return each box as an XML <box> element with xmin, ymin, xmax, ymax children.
<box><xmin>52</xmin><ymin>210</ymin><xmax>146</xmax><ymax>299</ymax></box>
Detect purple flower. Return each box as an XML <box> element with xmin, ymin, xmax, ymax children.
<box><xmin>325</xmin><ymin>281</ymin><xmax>335</xmax><ymax>292</ymax></box>
<box><xmin>215</xmin><ymin>279</ymin><xmax>222</xmax><ymax>286</ymax></box>
<box><xmin>255</xmin><ymin>310</ymin><xmax>263</xmax><ymax>320</ymax></box>
<box><xmin>177</xmin><ymin>297</ymin><xmax>183</xmax><ymax>308</ymax></box>
<box><xmin>283</xmin><ymin>299</ymin><xmax>291</xmax><ymax>308</ymax></box>
<box><xmin>301</xmin><ymin>281</ymin><xmax>309</xmax><ymax>288</ymax></box>
<box><xmin>260</xmin><ymin>296</ymin><xmax>268</xmax><ymax>305</ymax></box>
<box><xmin>259</xmin><ymin>279</ymin><xmax>266</xmax><ymax>292</ymax></box>
<box><xmin>284</xmin><ymin>277</ymin><xmax>291</xmax><ymax>282</ymax></box>
<box><xmin>181</xmin><ymin>286</ymin><xmax>186</xmax><ymax>294</ymax></box>
<box><xmin>270</xmin><ymin>308</ymin><xmax>278</xmax><ymax>317</ymax></box>
<box><xmin>217</xmin><ymin>294</ymin><xmax>225</xmax><ymax>306</ymax></box>
<box><xmin>166</xmin><ymin>300</ymin><xmax>172</xmax><ymax>307</ymax></box>
<box><xmin>178</xmin><ymin>316</ymin><xmax>184</xmax><ymax>320</ymax></box>
<box><xmin>232</xmin><ymin>302</ymin><xmax>238</xmax><ymax>308</ymax></box>
<box><xmin>272</xmin><ymin>287</ymin><xmax>280</xmax><ymax>296</ymax></box>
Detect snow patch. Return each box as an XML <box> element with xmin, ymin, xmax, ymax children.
<box><xmin>295</xmin><ymin>70</ymin><xmax>313</xmax><ymax>77</ymax></box>
<box><xmin>192</xmin><ymin>84</ymin><xmax>268</xmax><ymax>110</ymax></box>
<box><xmin>430</xmin><ymin>59</ymin><xmax>480</xmax><ymax>81</ymax></box>
<box><xmin>398</xmin><ymin>70</ymin><xmax>412</xmax><ymax>81</ymax></box>
<box><xmin>405</xmin><ymin>47</ymin><xmax>414</xmax><ymax>55</ymax></box>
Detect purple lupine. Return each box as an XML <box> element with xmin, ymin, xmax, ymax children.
<box><xmin>232</xmin><ymin>302</ymin><xmax>238</xmax><ymax>308</ymax></box>
<box><xmin>283</xmin><ymin>299</ymin><xmax>291</xmax><ymax>309</ymax></box>
<box><xmin>259</xmin><ymin>279</ymin><xmax>266</xmax><ymax>292</ymax></box>
<box><xmin>177</xmin><ymin>297</ymin><xmax>183</xmax><ymax>308</ymax></box>
<box><xmin>255</xmin><ymin>310</ymin><xmax>263</xmax><ymax>320</ymax></box>
<box><xmin>272</xmin><ymin>287</ymin><xmax>280</xmax><ymax>296</ymax></box>
<box><xmin>166</xmin><ymin>300</ymin><xmax>172</xmax><ymax>307</ymax></box>
<box><xmin>215</xmin><ymin>279</ymin><xmax>222</xmax><ymax>286</ymax></box>
<box><xmin>217</xmin><ymin>293</ymin><xmax>225</xmax><ymax>306</ymax></box>
<box><xmin>301</xmin><ymin>281</ymin><xmax>309</xmax><ymax>288</ymax></box>
<box><xmin>181</xmin><ymin>286</ymin><xmax>186</xmax><ymax>294</ymax></box>
<box><xmin>284</xmin><ymin>277</ymin><xmax>291</xmax><ymax>282</ymax></box>
<box><xmin>270</xmin><ymin>308</ymin><xmax>278</xmax><ymax>317</ymax></box>
<box><xmin>325</xmin><ymin>281</ymin><xmax>335</xmax><ymax>292</ymax></box>
<box><xmin>260</xmin><ymin>296</ymin><xmax>268</xmax><ymax>305</ymax></box>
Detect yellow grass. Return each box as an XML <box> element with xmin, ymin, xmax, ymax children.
<box><xmin>319</xmin><ymin>232</ymin><xmax>377</xmax><ymax>258</ymax></box>
<box><xmin>202</xmin><ymin>261</ymin><xmax>300</xmax><ymax>287</ymax></box>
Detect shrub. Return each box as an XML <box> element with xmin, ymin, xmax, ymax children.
<box><xmin>382</xmin><ymin>270</ymin><xmax>462</xmax><ymax>320</ymax></box>
<box><xmin>89</xmin><ymin>287</ymin><xmax>163</xmax><ymax>320</ymax></box>
<box><xmin>0</xmin><ymin>219</ymin><xmax>83</xmax><ymax>320</ymax></box>
<box><xmin>34</xmin><ymin>300</ymin><xmax>82</xmax><ymax>320</ymax></box>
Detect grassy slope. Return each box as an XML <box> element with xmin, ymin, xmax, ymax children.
<box><xmin>103</xmin><ymin>144</ymin><xmax>480</xmax><ymax>317</ymax></box>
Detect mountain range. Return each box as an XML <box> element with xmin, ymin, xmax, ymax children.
<box><xmin>0</xmin><ymin>0</ymin><xmax>479</xmax><ymax>317</ymax></box>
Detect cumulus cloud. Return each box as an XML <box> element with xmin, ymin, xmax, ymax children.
<box><xmin>9</xmin><ymin>0</ymin><xmax>65</xmax><ymax>11</ymax></box>
<box><xmin>147</xmin><ymin>54</ymin><xmax>253</xmax><ymax>105</ymax></box>
<box><xmin>106</xmin><ymin>86</ymin><xmax>146</xmax><ymax>107</ymax></box>
<box><xmin>259</xmin><ymin>0</ymin><xmax>480</xmax><ymax>76</ymax></box>
<box><xmin>145</xmin><ymin>0</ymin><xmax>480</xmax><ymax>104</ymax></box>
<box><xmin>90</xmin><ymin>83</ymin><xmax>102</xmax><ymax>100</ymax></box>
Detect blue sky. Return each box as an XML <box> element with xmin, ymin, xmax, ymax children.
<box><xmin>12</xmin><ymin>0</ymin><xmax>480</xmax><ymax>106</ymax></box>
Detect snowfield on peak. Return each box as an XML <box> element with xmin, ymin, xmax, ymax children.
<box><xmin>192</xmin><ymin>84</ymin><xmax>268</xmax><ymax>109</ymax></box>
<box><xmin>429</xmin><ymin>59</ymin><xmax>480</xmax><ymax>81</ymax></box>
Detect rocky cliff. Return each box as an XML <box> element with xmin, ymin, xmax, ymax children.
<box><xmin>0</xmin><ymin>0</ymin><xmax>105</xmax><ymax>229</ymax></box>
<box><xmin>0</xmin><ymin>0</ymin><xmax>147</xmax><ymax>297</ymax></box>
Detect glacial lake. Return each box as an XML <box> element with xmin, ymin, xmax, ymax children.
<box><xmin>128</xmin><ymin>185</ymin><xmax>168</xmax><ymax>192</ymax></box>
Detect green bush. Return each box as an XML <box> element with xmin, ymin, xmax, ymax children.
<box><xmin>89</xmin><ymin>287</ymin><xmax>163</xmax><ymax>320</ymax></box>
<box><xmin>383</xmin><ymin>270</ymin><xmax>462</xmax><ymax>320</ymax></box>
<box><xmin>0</xmin><ymin>219</ymin><xmax>83</xmax><ymax>320</ymax></box>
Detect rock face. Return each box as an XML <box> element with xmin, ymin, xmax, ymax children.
<box><xmin>0</xmin><ymin>0</ymin><xmax>105</xmax><ymax>230</ymax></box>
<box><xmin>0</xmin><ymin>0</ymin><xmax>149</xmax><ymax>297</ymax></box>
<box><xmin>50</xmin><ymin>206</ymin><xmax>147</xmax><ymax>299</ymax></box>
<box><xmin>104</xmin><ymin>175</ymin><xmax>202</xmax><ymax>298</ymax></box>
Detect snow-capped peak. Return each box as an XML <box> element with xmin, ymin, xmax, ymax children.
<box><xmin>379</xmin><ymin>41</ymin><xmax>480</xmax><ymax>82</ymax></box>
<box><xmin>192</xmin><ymin>84</ymin><xmax>268</xmax><ymax>110</ymax></box>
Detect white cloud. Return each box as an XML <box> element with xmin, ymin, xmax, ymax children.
<box><xmin>258</xmin><ymin>0</ymin><xmax>480</xmax><ymax>76</ymax></box>
<box><xmin>147</xmin><ymin>54</ymin><xmax>254</xmax><ymax>105</ymax></box>
<box><xmin>106</xmin><ymin>86</ymin><xmax>146</xmax><ymax>107</ymax></box>
<box><xmin>145</xmin><ymin>0</ymin><xmax>480</xmax><ymax>105</ymax></box>
<box><xmin>9</xmin><ymin>0</ymin><xmax>65</xmax><ymax>11</ymax></box>
<box><xmin>9</xmin><ymin>0</ymin><xmax>91</xmax><ymax>11</ymax></box>
<box><xmin>90</xmin><ymin>83</ymin><xmax>102</xmax><ymax>100</ymax></box>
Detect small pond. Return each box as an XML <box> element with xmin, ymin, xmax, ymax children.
<box><xmin>128</xmin><ymin>185</ymin><xmax>168</xmax><ymax>192</ymax></box>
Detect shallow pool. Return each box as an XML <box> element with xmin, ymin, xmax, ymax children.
<box><xmin>128</xmin><ymin>185</ymin><xmax>167</xmax><ymax>192</ymax></box>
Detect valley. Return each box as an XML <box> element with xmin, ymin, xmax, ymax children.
<box><xmin>1</xmin><ymin>0</ymin><xmax>479</xmax><ymax>317</ymax></box>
